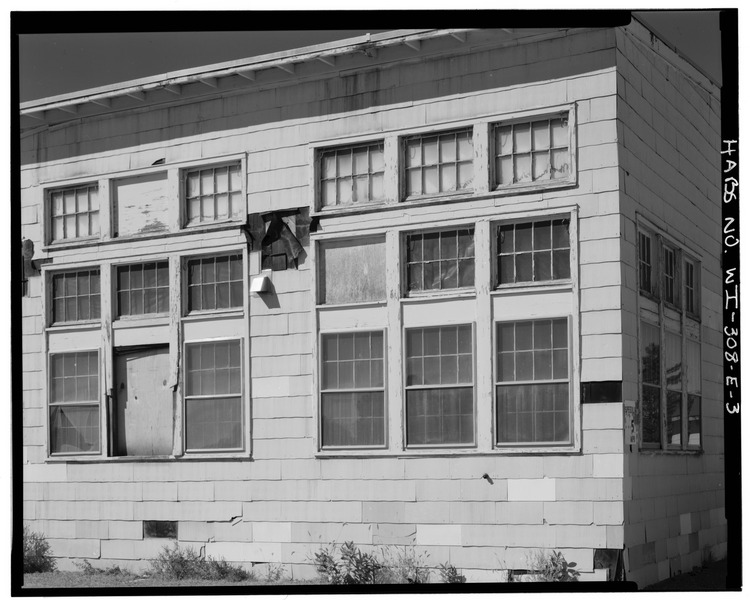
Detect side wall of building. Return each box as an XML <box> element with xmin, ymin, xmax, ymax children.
<box><xmin>614</xmin><ymin>22</ymin><xmax>725</xmax><ymax>587</ymax></box>
<box><xmin>22</xmin><ymin>29</ymin><xmax>626</xmax><ymax>582</ymax></box>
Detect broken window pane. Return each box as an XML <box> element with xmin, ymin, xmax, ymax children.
<box><xmin>405</xmin><ymin>128</ymin><xmax>474</xmax><ymax>197</ymax></box>
<box><xmin>405</xmin><ymin>228</ymin><xmax>475</xmax><ymax>293</ymax></box>
<box><xmin>319</xmin><ymin>142</ymin><xmax>385</xmax><ymax>208</ymax></box>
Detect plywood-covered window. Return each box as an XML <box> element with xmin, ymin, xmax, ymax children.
<box><xmin>48</xmin><ymin>184</ymin><xmax>100</xmax><ymax>242</ymax></box>
<box><xmin>186</xmin><ymin>254</ymin><xmax>243</xmax><ymax>313</ymax></box>
<box><xmin>51</xmin><ymin>269</ymin><xmax>101</xmax><ymax>324</ymax></box>
<box><xmin>320</xmin><ymin>331</ymin><xmax>386</xmax><ymax>448</ymax></box>
<box><xmin>318</xmin><ymin>237</ymin><xmax>386</xmax><ymax>305</ymax></box>
<box><xmin>48</xmin><ymin>351</ymin><xmax>100</xmax><ymax>455</ymax></box>
<box><xmin>497</xmin><ymin>219</ymin><xmax>570</xmax><ymax>285</ymax></box>
<box><xmin>495</xmin><ymin>319</ymin><xmax>570</xmax><ymax>444</ymax></box>
<box><xmin>117</xmin><ymin>262</ymin><xmax>169</xmax><ymax>317</ymax></box>
<box><xmin>184</xmin><ymin>163</ymin><xmax>243</xmax><ymax>225</ymax></box>
<box><xmin>404</xmin><ymin>128</ymin><xmax>474</xmax><ymax>197</ymax></box>
<box><xmin>405</xmin><ymin>324</ymin><xmax>474</xmax><ymax>447</ymax></box>
<box><xmin>319</xmin><ymin>142</ymin><xmax>385</xmax><ymax>208</ymax></box>
<box><xmin>493</xmin><ymin>116</ymin><xmax>570</xmax><ymax>187</ymax></box>
<box><xmin>184</xmin><ymin>339</ymin><xmax>243</xmax><ymax>452</ymax></box>
<box><xmin>405</xmin><ymin>228</ymin><xmax>475</xmax><ymax>294</ymax></box>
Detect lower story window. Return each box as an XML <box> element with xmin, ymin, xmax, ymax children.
<box><xmin>184</xmin><ymin>339</ymin><xmax>243</xmax><ymax>451</ymax></box>
<box><xmin>405</xmin><ymin>324</ymin><xmax>474</xmax><ymax>446</ymax></box>
<box><xmin>49</xmin><ymin>351</ymin><xmax>100</xmax><ymax>455</ymax></box>
<box><xmin>320</xmin><ymin>331</ymin><xmax>385</xmax><ymax>448</ymax></box>
<box><xmin>496</xmin><ymin>318</ymin><xmax>570</xmax><ymax>444</ymax></box>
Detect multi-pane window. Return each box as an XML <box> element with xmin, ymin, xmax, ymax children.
<box><xmin>496</xmin><ymin>319</ymin><xmax>569</xmax><ymax>444</ymax></box>
<box><xmin>117</xmin><ymin>262</ymin><xmax>169</xmax><ymax>317</ymax></box>
<box><xmin>405</xmin><ymin>228</ymin><xmax>475</xmax><ymax>293</ymax></box>
<box><xmin>49</xmin><ymin>351</ymin><xmax>100</xmax><ymax>454</ymax></box>
<box><xmin>52</xmin><ymin>270</ymin><xmax>101</xmax><ymax>324</ymax></box>
<box><xmin>497</xmin><ymin>219</ymin><xmax>570</xmax><ymax>285</ymax></box>
<box><xmin>686</xmin><ymin>339</ymin><xmax>702</xmax><ymax>447</ymax></box>
<box><xmin>320</xmin><ymin>331</ymin><xmax>385</xmax><ymax>448</ymax></box>
<box><xmin>184</xmin><ymin>163</ymin><xmax>243</xmax><ymax>225</ymax></box>
<box><xmin>405</xmin><ymin>325</ymin><xmax>474</xmax><ymax>446</ymax></box>
<box><xmin>185</xmin><ymin>340</ymin><xmax>243</xmax><ymax>451</ymax></box>
<box><xmin>494</xmin><ymin>116</ymin><xmax>570</xmax><ymax>187</ymax></box>
<box><xmin>684</xmin><ymin>258</ymin><xmax>699</xmax><ymax>317</ymax></box>
<box><xmin>320</xmin><ymin>143</ymin><xmax>385</xmax><ymax>208</ymax></box>
<box><xmin>404</xmin><ymin>128</ymin><xmax>474</xmax><ymax>197</ymax></box>
<box><xmin>49</xmin><ymin>184</ymin><xmax>100</xmax><ymax>242</ymax></box>
<box><xmin>663</xmin><ymin>245</ymin><xmax>678</xmax><ymax>306</ymax></box>
<box><xmin>187</xmin><ymin>254</ymin><xmax>243</xmax><ymax>312</ymax></box>
<box><xmin>665</xmin><ymin>330</ymin><xmax>682</xmax><ymax>447</ymax></box>
<box><xmin>640</xmin><ymin>321</ymin><xmax>661</xmax><ymax>446</ymax></box>
<box><xmin>638</xmin><ymin>231</ymin><xmax>654</xmax><ymax>295</ymax></box>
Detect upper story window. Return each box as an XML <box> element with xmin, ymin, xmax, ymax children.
<box><xmin>404</xmin><ymin>128</ymin><xmax>474</xmax><ymax>198</ymax></box>
<box><xmin>52</xmin><ymin>269</ymin><xmax>101</xmax><ymax>324</ymax></box>
<box><xmin>663</xmin><ymin>244</ymin><xmax>679</xmax><ymax>307</ymax></box>
<box><xmin>117</xmin><ymin>262</ymin><xmax>169</xmax><ymax>317</ymax></box>
<box><xmin>48</xmin><ymin>184</ymin><xmax>100</xmax><ymax>242</ymax></box>
<box><xmin>184</xmin><ymin>163</ymin><xmax>243</xmax><ymax>226</ymax></box>
<box><xmin>684</xmin><ymin>258</ymin><xmax>700</xmax><ymax>318</ymax></box>
<box><xmin>638</xmin><ymin>230</ymin><xmax>655</xmax><ymax>295</ymax></box>
<box><xmin>186</xmin><ymin>254</ymin><xmax>243</xmax><ymax>313</ymax></box>
<box><xmin>497</xmin><ymin>219</ymin><xmax>570</xmax><ymax>285</ymax></box>
<box><xmin>405</xmin><ymin>228</ymin><xmax>475</xmax><ymax>294</ymax></box>
<box><xmin>320</xmin><ymin>143</ymin><xmax>385</xmax><ymax>209</ymax></box>
<box><xmin>493</xmin><ymin>115</ymin><xmax>570</xmax><ymax>188</ymax></box>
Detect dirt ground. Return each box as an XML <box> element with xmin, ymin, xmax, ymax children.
<box><xmin>643</xmin><ymin>559</ymin><xmax>729</xmax><ymax>591</ymax></box>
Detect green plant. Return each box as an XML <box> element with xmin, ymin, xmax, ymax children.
<box><xmin>148</xmin><ymin>542</ymin><xmax>252</xmax><ymax>581</ymax></box>
<box><xmin>529</xmin><ymin>550</ymin><xmax>579</xmax><ymax>582</ymax></box>
<box><xmin>264</xmin><ymin>563</ymin><xmax>286</xmax><ymax>582</ymax></box>
<box><xmin>23</xmin><ymin>526</ymin><xmax>56</xmax><ymax>573</ymax></box>
<box><xmin>313</xmin><ymin>541</ymin><xmax>383</xmax><ymax>584</ymax></box>
<box><xmin>74</xmin><ymin>558</ymin><xmax>130</xmax><ymax>577</ymax></box>
<box><xmin>378</xmin><ymin>545</ymin><xmax>431</xmax><ymax>583</ymax></box>
<box><xmin>437</xmin><ymin>562</ymin><xmax>466</xmax><ymax>584</ymax></box>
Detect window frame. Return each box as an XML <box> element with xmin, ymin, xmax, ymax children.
<box><xmin>49</xmin><ymin>268</ymin><xmax>102</xmax><ymax>326</ymax></box>
<box><xmin>46</xmin><ymin>182</ymin><xmax>101</xmax><ymax>245</ymax></box>
<box><xmin>318</xmin><ymin>328</ymin><xmax>388</xmax><ymax>450</ymax></box>
<box><xmin>180</xmin><ymin>159</ymin><xmax>246</xmax><ymax>229</ymax></box>
<box><xmin>661</xmin><ymin>240</ymin><xmax>681</xmax><ymax>310</ymax></box>
<box><xmin>184</xmin><ymin>252</ymin><xmax>245</xmax><ymax>316</ymax></box>
<box><xmin>47</xmin><ymin>349</ymin><xmax>102</xmax><ymax>457</ymax></box>
<box><xmin>317</xmin><ymin>141</ymin><xmax>387</xmax><ymax>211</ymax></box>
<box><xmin>684</xmin><ymin>256</ymin><xmax>701</xmax><ymax>320</ymax></box>
<box><xmin>182</xmin><ymin>337</ymin><xmax>245</xmax><ymax>454</ymax></box>
<box><xmin>638</xmin><ymin>228</ymin><xmax>658</xmax><ymax>300</ymax></box>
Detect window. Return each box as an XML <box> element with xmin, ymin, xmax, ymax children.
<box><xmin>684</xmin><ymin>258</ymin><xmax>700</xmax><ymax>317</ymax></box>
<box><xmin>48</xmin><ymin>184</ymin><xmax>100</xmax><ymax>242</ymax></box>
<box><xmin>638</xmin><ymin>230</ymin><xmax>655</xmax><ymax>295</ymax></box>
<box><xmin>405</xmin><ymin>325</ymin><xmax>474</xmax><ymax>446</ymax></box>
<box><xmin>640</xmin><ymin>321</ymin><xmax>661</xmax><ymax>446</ymax></box>
<box><xmin>320</xmin><ymin>143</ymin><xmax>385</xmax><ymax>208</ymax></box>
<box><xmin>184</xmin><ymin>163</ymin><xmax>243</xmax><ymax>225</ymax></box>
<box><xmin>665</xmin><ymin>330</ymin><xmax>682</xmax><ymax>447</ymax></box>
<box><xmin>51</xmin><ymin>269</ymin><xmax>101</xmax><ymax>324</ymax></box>
<box><xmin>319</xmin><ymin>237</ymin><xmax>386</xmax><ymax>305</ymax></box>
<box><xmin>49</xmin><ymin>351</ymin><xmax>100</xmax><ymax>455</ymax></box>
<box><xmin>117</xmin><ymin>262</ymin><xmax>169</xmax><ymax>317</ymax></box>
<box><xmin>663</xmin><ymin>244</ymin><xmax>679</xmax><ymax>306</ymax></box>
<box><xmin>184</xmin><ymin>340</ymin><xmax>243</xmax><ymax>451</ymax></box>
<box><xmin>494</xmin><ymin>116</ymin><xmax>570</xmax><ymax>187</ymax></box>
<box><xmin>320</xmin><ymin>331</ymin><xmax>386</xmax><ymax>448</ymax></box>
<box><xmin>686</xmin><ymin>339</ymin><xmax>702</xmax><ymax>448</ymax></box>
<box><xmin>405</xmin><ymin>228</ymin><xmax>475</xmax><ymax>293</ymax></box>
<box><xmin>186</xmin><ymin>254</ymin><xmax>243</xmax><ymax>312</ymax></box>
<box><xmin>404</xmin><ymin>128</ymin><xmax>473</xmax><ymax>197</ymax></box>
<box><xmin>496</xmin><ymin>319</ymin><xmax>570</xmax><ymax>444</ymax></box>
<box><xmin>497</xmin><ymin>219</ymin><xmax>570</xmax><ymax>285</ymax></box>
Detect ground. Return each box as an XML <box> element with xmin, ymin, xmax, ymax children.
<box><xmin>642</xmin><ymin>559</ymin><xmax>728</xmax><ymax>591</ymax></box>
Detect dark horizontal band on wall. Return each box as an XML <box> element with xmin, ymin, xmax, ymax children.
<box><xmin>581</xmin><ymin>381</ymin><xmax>622</xmax><ymax>404</ymax></box>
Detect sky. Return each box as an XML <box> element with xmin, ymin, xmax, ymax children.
<box><xmin>16</xmin><ymin>10</ymin><xmax>726</xmax><ymax>103</ymax></box>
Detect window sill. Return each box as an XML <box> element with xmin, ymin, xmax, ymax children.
<box><xmin>113</xmin><ymin>315</ymin><xmax>170</xmax><ymax>329</ymax></box>
<box><xmin>637</xmin><ymin>448</ymin><xmax>703</xmax><ymax>456</ymax></box>
<box><xmin>45</xmin><ymin>453</ymin><xmax>253</xmax><ymax>463</ymax></box>
<box><xmin>44</xmin><ymin>236</ymin><xmax>101</xmax><ymax>250</ymax></box>
<box><xmin>492</xmin><ymin>281</ymin><xmax>573</xmax><ymax>295</ymax></box>
<box><xmin>182</xmin><ymin>309</ymin><xmax>244</xmax><ymax>322</ymax></box>
<box><xmin>402</xmin><ymin>290</ymin><xmax>477</xmax><ymax>303</ymax></box>
<box><xmin>46</xmin><ymin>321</ymin><xmax>100</xmax><ymax>333</ymax></box>
<box><xmin>315</xmin><ymin>446</ymin><xmax>582</xmax><ymax>458</ymax></box>
<box><xmin>492</xmin><ymin>178</ymin><xmax>576</xmax><ymax>197</ymax></box>
<box><xmin>316</xmin><ymin>300</ymin><xmax>387</xmax><ymax>310</ymax></box>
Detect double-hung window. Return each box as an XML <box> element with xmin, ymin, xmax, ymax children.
<box><xmin>638</xmin><ymin>230</ymin><xmax>655</xmax><ymax>296</ymax></box>
<box><xmin>51</xmin><ymin>269</ymin><xmax>101</xmax><ymax>324</ymax></box>
<box><xmin>48</xmin><ymin>184</ymin><xmax>100</xmax><ymax>243</ymax></box>
<box><xmin>404</xmin><ymin>128</ymin><xmax>474</xmax><ymax>197</ymax></box>
<box><xmin>48</xmin><ymin>351</ymin><xmax>100</xmax><ymax>455</ymax></box>
<box><xmin>184</xmin><ymin>163</ymin><xmax>243</xmax><ymax>225</ymax></box>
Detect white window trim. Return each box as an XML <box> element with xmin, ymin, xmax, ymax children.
<box><xmin>43</xmin><ymin>180</ymin><xmax>106</xmax><ymax>248</ymax></box>
<box><xmin>46</xmin><ymin>265</ymin><xmax>103</xmax><ymax>328</ymax></box>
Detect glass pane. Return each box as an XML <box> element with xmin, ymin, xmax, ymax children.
<box><xmin>200</xmin><ymin>169</ymin><xmax>214</xmax><ymax>196</ymax></box>
<box><xmin>50</xmin><ymin>405</ymin><xmax>100</xmax><ymax>454</ymax></box>
<box><xmin>321</xmin><ymin>153</ymin><xmax>336</xmax><ymax>179</ymax></box>
<box><xmin>320</xmin><ymin>237</ymin><xmax>386</xmax><ymax>304</ymax></box>
<box><xmin>457</xmin><ymin>132</ymin><xmax>473</xmax><ymax>160</ymax></box>
<box><xmin>534</xmin><ymin>321</ymin><xmax>552</xmax><ymax>349</ymax></box>
<box><xmin>552</xmin><ymin>220</ymin><xmax>569</xmax><ymax>248</ymax></box>
<box><xmin>423</xmin><ymin>166</ymin><xmax>438</xmax><ymax>194</ymax></box>
<box><xmin>216</xmin><ymin>167</ymin><xmax>229</xmax><ymax>193</ymax></box>
<box><xmin>553</xmin><ymin>250</ymin><xmax>571</xmax><ymax>279</ymax></box>
<box><xmin>457</xmin><ymin>162</ymin><xmax>474</xmax><ymax>190</ymax></box>
<box><xmin>497</xmin><ymin>156</ymin><xmax>513</xmax><ymax>186</ymax></box>
<box><xmin>686</xmin><ymin>340</ymin><xmax>701</xmax><ymax>394</ymax></box>
<box><xmin>641</xmin><ymin>385</ymin><xmax>661</xmax><ymax>444</ymax></box>
<box><xmin>496</xmin><ymin>125</ymin><xmax>512</xmax><ymax>155</ymax></box>
<box><xmin>532</xmin><ymin>120</ymin><xmax>550</xmax><ymax>150</ymax></box>
<box><xmin>440</xmin><ymin>164</ymin><xmax>456</xmax><ymax>191</ymax></box>
<box><xmin>321</xmin><ymin>392</ymin><xmax>385</xmax><ymax>447</ymax></box>
<box><xmin>353</xmin><ymin>147</ymin><xmax>368</xmax><ymax>174</ymax></box>
<box><xmin>551</xmin><ymin>148</ymin><xmax>570</xmax><ymax>178</ymax></box>
<box><xmin>186</xmin><ymin>172</ymin><xmax>200</xmax><ymax>198</ymax></box>
<box><xmin>423</xmin><ymin>137</ymin><xmax>438</xmax><ymax>165</ymax></box>
<box><xmin>532</xmin><ymin>152</ymin><xmax>550</xmax><ymax>181</ymax></box>
<box><xmin>516</xmin><ymin>351</ymin><xmax>533</xmax><ymax>381</ymax></box>
<box><xmin>514</xmin><ymin>154</ymin><xmax>531</xmax><ymax>183</ymax></box>
<box><xmin>186</xmin><ymin>397</ymin><xmax>242</xmax><ymax>451</ymax></box>
<box><xmin>406</xmin><ymin>168</ymin><xmax>421</xmax><ymax>196</ymax></box>
<box><xmin>498</xmin><ymin>255</ymin><xmax>514</xmax><ymax>284</ymax></box>
<box><xmin>406</xmin><ymin>387</ymin><xmax>473</xmax><ymax>446</ymax></box>
<box><xmin>553</xmin><ymin>349</ymin><xmax>568</xmax><ymax>379</ymax></box>
<box><xmin>515</xmin><ymin>223</ymin><xmax>532</xmax><ymax>251</ymax></box>
<box><xmin>353</xmin><ymin>176</ymin><xmax>368</xmax><ymax>203</ymax></box>
<box><xmin>229</xmin><ymin>164</ymin><xmax>242</xmax><ymax>190</ymax></box>
<box><xmin>514</xmin><ymin>123</ymin><xmax>531</xmax><ymax>153</ymax></box>
<box><xmin>534</xmin><ymin>350</ymin><xmax>552</xmax><ymax>380</ymax></box>
<box><xmin>422</xmin><ymin>232</ymin><xmax>439</xmax><ymax>262</ymax></box>
<box><xmin>321</xmin><ymin>180</ymin><xmax>336</xmax><ymax>206</ymax></box>
<box><xmin>533</xmin><ymin>251</ymin><xmax>552</xmax><ymax>281</ymax></box>
<box><xmin>667</xmin><ymin>390</ymin><xmax>682</xmax><ymax>446</ymax></box>
<box><xmin>515</xmin><ymin>253</ymin><xmax>532</xmax><ymax>282</ymax></box>
<box><xmin>551</xmin><ymin>118</ymin><xmax>568</xmax><ymax>147</ymax></box>
<box><xmin>641</xmin><ymin>322</ymin><xmax>661</xmax><ymax>385</ymax></box>
<box><xmin>337</xmin><ymin>179</ymin><xmax>352</xmax><ymax>205</ymax></box>
<box><xmin>370</xmin><ymin>147</ymin><xmax>384</xmax><ymax>172</ymax></box>
<box><xmin>216</xmin><ymin>194</ymin><xmax>229</xmax><ymax>219</ymax></box>
<box><xmin>440</xmin><ymin>135</ymin><xmax>456</xmax><ymax>162</ymax></box>
<box><xmin>666</xmin><ymin>332</ymin><xmax>682</xmax><ymax>391</ymax></box>
<box><xmin>370</xmin><ymin>173</ymin><xmax>384</xmax><ymax>201</ymax></box>
<box><xmin>458</xmin><ymin>259</ymin><xmax>474</xmax><ymax>287</ymax></box>
<box><xmin>533</xmin><ymin>221</ymin><xmax>551</xmax><ymax>250</ymax></box>
<box><xmin>405</xmin><ymin>140</ymin><xmax>420</xmax><ymax>168</ymax></box>
<box><xmin>687</xmin><ymin>394</ymin><xmax>701</xmax><ymax>446</ymax></box>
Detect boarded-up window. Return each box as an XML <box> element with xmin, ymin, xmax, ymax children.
<box><xmin>52</xmin><ymin>269</ymin><xmax>101</xmax><ymax>324</ymax></box>
<box><xmin>405</xmin><ymin>128</ymin><xmax>474</xmax><ymax>197</ymax></box>
<box><xmin>49</xmin><ymin>351</ymin><xmax>100</xmax><ymax>454</ymax></box>
<box><xmin>320</xmin><ymin>331</ymin><xmax>385</xmax><ymax>448</ymax></box>
<box><xmin>494</xmin><ymin>116</ymin><xmax>570</xmax><ymax>186</ymax></box>
<box><xmin>497</xmin><ymin>220</ymin><xmax>570</xmax><ymax>285</ymax></box>
<box><xmin>320</xmin><ymin>142</ymin><xmax>385</xmax><ymax>208</ymax></box>
<box><xmin>48</xmin><ymin>184</ymin><xmax>99</xmax><ymax>242</ymax></box>
<box><xmin>114</xmin><ymin>346</ymin><xmax>172</xmax><ymax>456</ymax></box>
<box><xmin>318</xmin><ymin>237</ymin><xmax>386</xmax><ymax>305</ymax></box>
<box><xmin>117</xmin><ymin>262</ymin><xmax>169</xmax><ymax>317</ymax></box>
<box><xmin>405</xmin><ymin>325</ymin><xmax>474</xmax><ymax>446</ymax></box>
<box><xmin>113</xmin><ymin>172</ymin><xmax>169</xmax><ymax>237</ymax></box>
<box><xmin>496</xmin><ymin>319</ymin><xmax>569</xmax><ymax>444</ymax></box>
<box><xmin>184</xmin><ymin>163</ymin><xmax>243</xmax><ymax>225</ymax></box>
<box><xmin>187</xmin><ymin>254</ymin><xmax>243</xmax><ymax>312</ymax></box>
<box><xmin>405</xmin><ymin>228</ymin><xmax>475</xmax><ymax>293</ymax></box>
<box><xmin>185</xmin><ymin>339</ymin><xmax>243</xmax><ymax>451</ymax></box>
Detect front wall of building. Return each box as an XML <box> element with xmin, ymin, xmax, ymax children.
<box><xmin>21</xmin><ymin>27</ymin><xmax>646</xmax><ymax>582</ymax></box>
